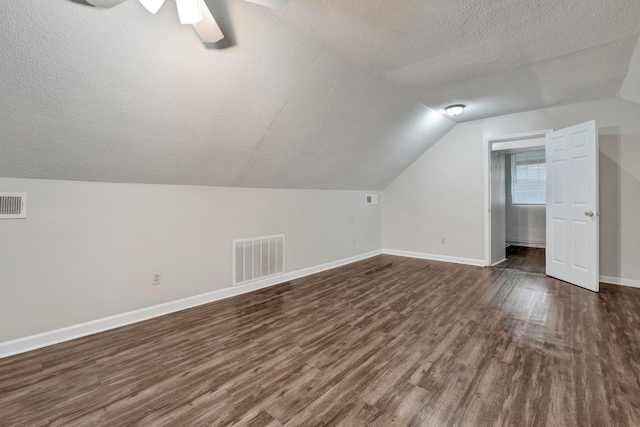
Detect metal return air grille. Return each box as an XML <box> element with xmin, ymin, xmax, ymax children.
<box><xmin>233</xmin><ymin>235</ymin><xmax>284</xmax><ymax>286</ymax></box>
<box><xmin>0</xmin><ymin>193</ymin><xmax>27</xmax><ymax>219</ymax></box>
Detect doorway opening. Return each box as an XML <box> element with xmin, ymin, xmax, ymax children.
<box><xmin>484</xmin><ymin>129</ymin><xmax>552</xmax><ymax>274</ymax></box>
<box><xmin>484</xmin><ymin>122</ymin><xmax>600</xmax><ymax>291</ymax></box>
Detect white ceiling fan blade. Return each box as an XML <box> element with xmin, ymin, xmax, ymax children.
<box><xmin>192</xmin><ymin>0</ymin><xmax>224</xmax><ymax>43</ymax></box>
<box><xmin>86</xmin><ymin>0</ymin><xmax>128</xmax><ymax>8</ymax></box>
<box><xmin>242</xmin><ymin>0</ymin><xmax>288</xmax><ymax>10</ymax></box>
<box><xmin>177</xmin><ymin>0</ymin><xmax>203</xmax><ymax>24</ymax></box>
<box><xmin>138</xmin><ymin>0</ymin><xmax>165</xmax><ymax>14</ymax></box>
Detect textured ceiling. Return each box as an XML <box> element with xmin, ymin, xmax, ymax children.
<box><xmin>0</xmin><ymin>0</ymin><xmax>639</xmax><ymax>189</ymax></box>
<box><xmin>278</xmin><ymin>0</ymin><xmax>640</xmax><ymax>123</ymax></box>
<box><xmin>620</xmin><ymin>37</ymin><xmax>640</xmax><ymax>105</ymax></box>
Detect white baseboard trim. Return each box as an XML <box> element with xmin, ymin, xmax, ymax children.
<box><xmin>600</xmin><ymin>275</ymin><xmax>640</xmax><ymax>289</ymax></box>
<box><xmin>507</xmin><ymin>241</ymin><xmax>546</xmax><ymax>249</ymax></box>
<box><xmin>0</xmin><ymin>250</ymin><xmax>382</xmax><ymax>360</ymax></box>
<box><xmin>492</xmin><ymin>258</ymin><xmax>507</xmax><ymax>267</ymax></box>
<box><xmin>382</xmin><ymin>249</ymin><xmax>485</xmax><ymax>267</ymax></box>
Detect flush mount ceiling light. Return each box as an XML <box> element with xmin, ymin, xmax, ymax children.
<box><xmin>85</xmin><ymin>0</ymin><xmax>288</xmax><ymax>43</ymax></box>
<box><xmin>444</xmin><ymin>104</ymin><xmax>465</xmax><ymax>117</ymax></box>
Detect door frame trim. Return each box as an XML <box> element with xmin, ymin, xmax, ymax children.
<box><xmin>483</xmin><ymin>129</ymin><xmax>554</xmax><ymax>266</ymax></box>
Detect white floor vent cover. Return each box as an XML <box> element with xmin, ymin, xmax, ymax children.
<box><xmin>0</xmin><ymin>193</ymin><xmax>27</xmax><ymax>219</ymax></box>
<box><xmin>233</xmin><ymin>234</ymin><xmax>284</xmax><ymax>286</ymax></box>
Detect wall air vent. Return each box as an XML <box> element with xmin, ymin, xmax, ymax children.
<box><xmin>366</xmin><ymin>194</ymin><xmax>378</xmax><ymax>205</ymax></box>
<box><xmin>0</xmin><ymin>193</ymin><xmax>27</xmax><ymax>219</ymax></box>
<box><xmin>233</xmin><ymin>234</ymin><xmax>284</xmax><ymax>286</ymax></box>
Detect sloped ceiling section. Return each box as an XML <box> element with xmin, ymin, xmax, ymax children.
<box><xmin>0</xmin><ymin>0</ymin><xmax>454</xmax><ymax>190</ymax></box>
<box><xmin>3</xmin><ymin>1</ymin><xmax>640</xmax><ymax>190</ymax></box>
<box><xmin>279</xmin><ymin>0</ymin><xmax>640</xmax><ymax>122</ymax></box>
<box><xmin>620</xmin><ymin>37</ymin><xmax>640</xmax><ymax>105</ymax></box>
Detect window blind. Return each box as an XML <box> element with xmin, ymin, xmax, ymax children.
<box><xmin>512</xmin><ymin>151</ymin><xmax>546</xmax><ymax>204</ymax></box>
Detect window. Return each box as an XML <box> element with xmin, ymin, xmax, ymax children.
<box><xmin>511</xmin><ymin>151</ymin><xmax>546</xmax><ymax>204</ymax></box>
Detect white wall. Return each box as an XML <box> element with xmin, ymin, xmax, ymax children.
<box><xmin>383</xmin><ymin>97</ymin><xmax>640</xmax><ymax>283</ymax></box>
<box><xmin>504</xmin><ymin>154</ymin><xmax>546</xmax><ymax>247</ymax></box>
<box><xmin>0</xmin><ymin>178</ymin><xmax>381</xmax><ymax>342</ymax></box>
<box><xmin>382</xmin><ymin>121</ymin><xmax>486</xmax><ymax>262</ymax></box>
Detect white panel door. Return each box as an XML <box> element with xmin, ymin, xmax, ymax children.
<box><xmin>545</xmin><ymin>121</ymin><xmax>599</xmax><ymax>292</ymax></box>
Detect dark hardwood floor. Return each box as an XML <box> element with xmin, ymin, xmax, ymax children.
<box><xmin>2</xmin><ymin>254</ymin><xmax>640</xmax><ymax>426</ymax></box>
<box><xmin>494</xmin><ymin>246</ymin><xmax>546</xmax><ymax>274</ymax></box>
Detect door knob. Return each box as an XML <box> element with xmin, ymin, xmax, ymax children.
<box><xmin>585</xmin><ymin>211</ymin><xmax>594</xmax><ymax>217</ymax></box>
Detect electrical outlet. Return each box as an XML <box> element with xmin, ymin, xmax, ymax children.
<box><xmin>152</xmin><ymin>273</ymin><xmax>161</xmax><ymax>285</ymax></box>
<box><xmin>441</xmin><ymin>237</ymin><xmax>446</xmax><ymax>244</ymax></box>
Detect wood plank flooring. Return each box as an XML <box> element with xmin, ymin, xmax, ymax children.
<box><xmin>494</xmin><ymin>246</ymin><xmax>546</xmax><ymax>275</ymax></box>
<box><xmin>2</xmin><ymin>254</ymin><xmax>640</xmax><ymax>426</ymax></box>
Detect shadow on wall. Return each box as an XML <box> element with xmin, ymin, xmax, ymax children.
<box><xmin>65</xmin><ymin>0</ymin><xmax>237</xmax><ymax>48</ymax></box>
<box><xmin>599</xmin><ymin>127</ymin><xmax>622</xmax><ymax>278</ymax></box>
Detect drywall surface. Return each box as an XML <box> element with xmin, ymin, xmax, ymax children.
<box><xmin>382</xmin><ymin>122</ymin><xmax>486</xmax><ymax>261</ymax></box>
<box><xmin>0</xmin><ymin>0</ymin><xmax>454</xmax><ymax>190</ymax></box>
<box><xmin>280</xmin><ymin>0</ymin><xmax>640</xmax><ymax>122</ymax></box>
<box><xmin>620</xmin><ymin>35</ymin><xmax>640</xmax><ymax>105</ymax></box>
<box><xmin>505</xmin><ymin>206</ymin><xmax>546</xmax><ymax>247</ymax></box>
<box><xmin>0</xmin><ymin>178</ymin><xmax>381</xmax><ymax>342</ymax></box>
<box><xmin>383</xmin><ymin>97</ymin><xmax>640</xmax><ymax>282</ymax></box>
<box><xmin>2</xmin><ymin>0</ymin><xmax>637</xmax><ymax>189</ymax></box>
<box><xmin>505</xmin><ymin>154</ymin><xmax>546</xmax><ymax>247</ymax></box>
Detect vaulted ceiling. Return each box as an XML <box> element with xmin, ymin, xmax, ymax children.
<box><xmin>1</xmin><ymin>0</ymin><xmax>639</xmax><ymax>190</ymax></box>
